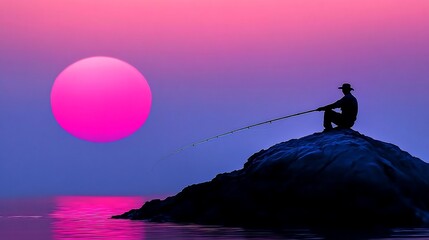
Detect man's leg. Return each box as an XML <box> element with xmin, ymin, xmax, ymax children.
<box><xmin>324</xmin><ymin>110</ymin><xmax>342</xmax><ymax>130</ymax></box>
<box><xmin>324</xmin><ymin>110</ymin><xmax>334</xmax><ymax>129</ymax></box>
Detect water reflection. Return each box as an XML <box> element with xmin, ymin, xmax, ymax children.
<box><xmin>51</xmin><ymin>196</ymin><xmax>146</xmax><ymax>239</ymax></box>
<box><xmin>48</xmin><ymin>196</ymin><xmax>322</xmax><ymax>239</ymax></box>
<box><xmin>46</xmin><ymin>196</ymin><xmax>429</xmax><ymax>239</ymax></box>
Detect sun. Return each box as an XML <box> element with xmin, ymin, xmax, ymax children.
<box><xmin>51</xmin><ymin>56</ymin><xmax>152</xmax><ymax>142</ymax></box>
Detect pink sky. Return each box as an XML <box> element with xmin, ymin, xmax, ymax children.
<box><xmin>1</xmin><ymin>0</ymin><xmax>428</xmax><ymax>95</ymax></box>
<box><xmin>2</xmin><ymin>1</ymin><xmax>428</xmax><ymax>62</ymax></box>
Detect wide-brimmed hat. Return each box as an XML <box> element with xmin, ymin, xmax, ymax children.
<box><xmin>338</xmin><ymin>83</ymin><xmax>354</xmax><ymax>91</ymax></box>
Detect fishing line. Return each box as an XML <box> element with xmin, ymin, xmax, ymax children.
<box><xmin>159</xmin><ymin>109</ymin><xmax>317</xmax><ymax>162</ymax></box>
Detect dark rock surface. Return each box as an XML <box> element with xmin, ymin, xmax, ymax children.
<box><xmin>113</xmin><ymin>129</ymin><xmax>429</xmax><ymax>228</ymax></box>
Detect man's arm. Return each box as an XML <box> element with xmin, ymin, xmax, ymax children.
<box><xmin>317</xmin><ymin>99</ymin><xmax>342</xmax><ymax>111</ymax></box>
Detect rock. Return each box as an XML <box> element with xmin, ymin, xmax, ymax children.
<box><xmin>113</xmin><ymin>129</ymin><xmax>429</xmax><ymax>228</ymax></box>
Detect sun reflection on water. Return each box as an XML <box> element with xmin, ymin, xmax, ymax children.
<box><xmin>50</xmin><ymin>196</ymin><xmax>146</xmax><ymax>239</ymax></box>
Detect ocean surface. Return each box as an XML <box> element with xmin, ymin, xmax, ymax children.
<box><xmin>1</xmin><ymin>196</ymin><xmax>429</xmax><ymax>240</ymax></box>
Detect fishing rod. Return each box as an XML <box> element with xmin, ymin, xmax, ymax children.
<box><xmin>165</xmin><ymin>109</ymin><xmax>317</xmax><ymax>158</ymax></box>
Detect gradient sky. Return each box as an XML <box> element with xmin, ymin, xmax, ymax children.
<box><xmin>1</xmin><ymin>0</ymin><xmax>429</xmax><ymax>197</ymax></box>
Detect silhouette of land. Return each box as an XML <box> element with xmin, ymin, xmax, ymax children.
<box><xmin>114</xmin><ymin>129</ymin><xmax>429</xmax><ymax>229</ymax></box>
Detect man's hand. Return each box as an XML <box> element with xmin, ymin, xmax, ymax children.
<box><xmin>316</xmin><ymin>107</ymin><xmax>325</xmax><ymax>111</ymax></box>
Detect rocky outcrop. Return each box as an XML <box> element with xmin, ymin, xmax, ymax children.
<box><xmin>113</xmin><ymin>129</ymin><xmax>429</xmax><ymax>228</ymax></box>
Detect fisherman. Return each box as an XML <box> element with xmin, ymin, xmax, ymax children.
<box><xmin>317</xmin><ymin>83</ymin><xmax>358</xmax><ymax>131</ymax></box>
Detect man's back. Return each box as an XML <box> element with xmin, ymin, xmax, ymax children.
<box><xmin>339</xmin><ymin>93</ymin><xmax>358</xmax><ymax>123</ymax></box>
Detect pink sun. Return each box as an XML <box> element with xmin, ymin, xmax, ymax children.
<box><xmin>51</xmin><ymin>57</ymin><xmax>152</xmax><ymax>142</ymax></box>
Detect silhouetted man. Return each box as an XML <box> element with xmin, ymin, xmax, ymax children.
<box><xmin>317</xmin><ymin>83</ymin><xmax>358</xmax><ymax>131</ymax></box>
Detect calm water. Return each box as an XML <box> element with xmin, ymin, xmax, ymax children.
<box><xmin>1</xmin><ymin>196</ymin><xmax>429</xmax><ymax>240</ymax></box>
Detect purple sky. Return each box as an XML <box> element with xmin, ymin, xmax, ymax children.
<box><xmin>1</xmin><ymin>0</ymin><xmax>429</xmax><ymax>197</ymax></box>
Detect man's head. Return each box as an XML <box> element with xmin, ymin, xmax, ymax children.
<box><xmin>339</xmin><ymin>83</ymin><xmax>354</xmax><ymax>95</ymax></box>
